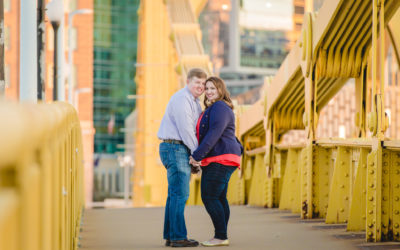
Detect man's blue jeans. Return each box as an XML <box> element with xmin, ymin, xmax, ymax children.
<box><xmin>201</xmin><ymin>163</ymin><xmax>236</xmax><ymax>240</ymax></box>
<box><xmin>159</xmin><ymin>142</ymin><xmax>191</xmax><ymax>241</ymax></box>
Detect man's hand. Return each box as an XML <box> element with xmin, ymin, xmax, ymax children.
<box><xmin>189</xmin><ymin>156</ymin><xmax>201</xmax><ymax>174</ymax></box>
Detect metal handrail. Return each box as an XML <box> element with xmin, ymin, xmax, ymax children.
<box><xmin>0</xmin><ymin>101</ymin><xmax>84</xmax><ymax>250</ymax></box>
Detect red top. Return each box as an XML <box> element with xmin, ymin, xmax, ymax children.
<box><xmin>196</xmin><ymin>112</ymin><xmax>240</xmax><ymax>168</ymax></box>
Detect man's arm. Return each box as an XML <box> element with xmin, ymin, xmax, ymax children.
<box><xmin>173</xmin><ymin>97</ymin><xmax>198</xmax><ymax>154</ymax></box>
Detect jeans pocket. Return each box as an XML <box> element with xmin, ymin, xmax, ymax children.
<box><xmin>159</xmin><ymin>144</ymin><xmax>170</xmax><ymax>169</ymax></box>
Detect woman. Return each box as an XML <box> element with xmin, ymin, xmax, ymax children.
<box><xmin>190</xmin><ymin>76</ymin><xmax>243</xmax><ymax>247</ymax></box>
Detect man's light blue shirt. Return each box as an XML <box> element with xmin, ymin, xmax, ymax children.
<box><xmin>157</xmin><ymin>86</ymin><xmax>202</xmax><ymax>154</ymax></box>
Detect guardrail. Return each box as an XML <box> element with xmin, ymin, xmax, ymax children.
<box><xmin>0</xmin><ymin>101</ymin><xmax>84</xmax><ymax>250</ymax></box>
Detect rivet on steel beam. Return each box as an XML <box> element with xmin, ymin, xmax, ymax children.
<box><xmin>395</xmin><ymin>210</ymin><xmax>399</xmax><ymax>215</ymax></box>
<box><xmin>383</xmin><ymin>197</ymin><xmax>387</xmax><ymax>201</ymax></box>
<box><xmin>369</xmin><ymin>210</ymin><xmax>374</xmax><ymax>214</ymax></box>
<box><xmin>369</xmin><ymin>197</ymin><xmax>374</xmax><ymax>201</ymax></box>
<box><xmin>362</xmin><ymin>216</ymin><xmax>366</xmax><ymax>220</ymax></box>
<box><xmin>341</xmin><ymin>185</ymin><xmax>345</xmax><ymax>188</ymax></box>
<box><xmin>369</xmin><ymin>184</ymin><xmax>374</xmax><ymax>188</ymax></box>
<box><xmin>341</xmin><ymin>161</ymin><xmax>344</xmax><ymax>165</ymax></box>
<box><xmin>340</xmin><ymin>208</ymin><xmax>344</xmax><ymax>212</ymax></box>
<box><xmin>363</xmin><ymin>164</ymin><xmax>367</xmax><ymax>168</ymax></box>
<box><xmin>325</xmin><ymin>182</ymin><xmax>329</xmax><ymax>186</ymax></box>
<box><xmin>395</xmin><ymin>224</ymin><xmax>399</xmax><ymax>228</ymax></box>
<box><xmin>325</xmin><ymin>205</ymin><xmax>328</xmax><ymax>208</ymax></box>
<box><xmin>368</xmin><ymin>232</ymin><xmax>373</xmax><ymax>236</ymax></box>
<box><xmin>383</xmin><ymin>211</ymin><xmax>386</xmax><ymax>215</ymax></box>
<box><xmin>396</xmin><ymin>232</ymin><xmax>400</xmax><ymax>237</ymax></box>
<box><xmin>397</xmin><ymin>170</ymin><xmax>400</xmax><ymax>175</ymax></box>
<box><xmin>363</xmin><ymin>190</ymin><xmax>366</xmax><ymax>194</ymax></box>
<box><xmin>370</xmin><ymin>162</ymin><xmax>374</xmax><ymax>166</ymax></box>
<box><xmin>344</xmin><ymin>196</ymin><xmax>349</xmax><ymax>201</ymax></box>
<box><xmin>396</xmin><ymin>184</ymin><xmax>400</xmax><ymax>188</ymax></box>
<box><xmin>383</xmin><ymin>183</ymin><xmax>386</xmax><ymax>188</ymax></box>
<box><xmin>396</xmin><ymin>197</ymin><xmax>400</xmax><ymax>201</ymax></box>
<box><xmin>345</xmin><ymin>173</ymin><xmax>349</xmax><ymax>177</ymax></box>
<box><xmin>370</xmin><ymin>170</ymin><xmax>375</xmax><ymax>174</ymax></box>
<box><xmin>325</xmin><ymin>172</ymin><xmax>329</xmax><ymax>175</ymax></box>
<box><xmin>368</xmin><ymin>223</ymin><xmax>374</xmax><ymax>228</ymax></box>
<box><xmin>384</xmin><ymin>170</ymin><xmax>388</xmax><ymax>174</ymax></box>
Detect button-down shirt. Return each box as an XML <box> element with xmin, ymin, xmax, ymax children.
<box><xmin>157</xmin><ymin>86</ymin><xmax>202</xmax><ymax>154</ymax></box>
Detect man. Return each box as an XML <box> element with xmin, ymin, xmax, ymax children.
<box><xmin>157</xmin><ymin>68</ymin><xmax>207</xmax><ymax>247</ymax></box>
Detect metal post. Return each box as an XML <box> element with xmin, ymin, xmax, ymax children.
<box><xmin>229</xmin><ymin>0</ymin><xmax>239</xmax><ymax>71</ymax></box>
<box><xmin>37</xmin><ymin>0</ymin><xmax>46</xmax><ymax>100</ymax></box>
<box><xmin>20</xmin><ymin>0</ymin><xmax>37</xmax><ymax>102</ymax></box>
<box><xmin>57</xmin><ymin>18</ymin><xmax>65</xmax><ymax>101</ymax></box>
<box><xmin>0</xmin><ymin>0</ymin><xmax>5</xmax><ymax>99</ymax></box>
<box><xmin>52</xmin><ymin>21</ymin><xmax>59</xmax><ymax>101</ymax></box>
<box><xmin>124</xmin><ymin>163</ymin><xmax>130</xmax><ymax>204</ymax></box>
<box><xmin>68</xmin><ymin>14</ymin><xmax>74</xmax><ymax>104</ymax></box>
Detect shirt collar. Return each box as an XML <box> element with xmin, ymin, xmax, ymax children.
<box><xmin>184</xmin><ymin>86</ymin><xmax>200</xmax><ymax>102</ymax></box>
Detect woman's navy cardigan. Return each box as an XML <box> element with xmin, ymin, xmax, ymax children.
<box><xmin>192</xmin><ymin>100</ymin><xmax>243</xmax><ymax>166</ymax></box>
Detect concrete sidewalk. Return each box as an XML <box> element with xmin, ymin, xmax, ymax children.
<box><xmin>79</xmin><ymin>206</ymin><xmax>399</xmax><ymax>250</ymax></box>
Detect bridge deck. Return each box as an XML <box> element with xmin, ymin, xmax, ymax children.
<box><xmin>77</xmin><ymin>206</ymin><xmax>400</xmax><ymax>250</ymax></box>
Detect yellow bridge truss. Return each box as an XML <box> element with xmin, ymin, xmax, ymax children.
<box><xmin>135</xmin><ymin>0</ymin><xmax>400</xmax><ymax>243</ymax></box>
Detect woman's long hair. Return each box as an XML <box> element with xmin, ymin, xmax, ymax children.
<box><xmin>204</xmin><ymin>76</ymin><xmax>234</xmax><ymax>110</ymax></box>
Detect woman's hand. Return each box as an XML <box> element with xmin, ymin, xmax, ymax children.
<box><xmin>189</xmin><ymin>156</ymin><xmax>201</xmax><ymax>167</ymax></box>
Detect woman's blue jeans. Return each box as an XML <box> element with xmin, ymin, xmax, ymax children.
<box><xmin>201</xmin><ymin>163</ymin><xmax>236</xmax><ymax>240</ymax></box>
<box><xmin>159</xmin><ymin>142</ymin><xmax>191</xmax><ymax>241</ymax></box>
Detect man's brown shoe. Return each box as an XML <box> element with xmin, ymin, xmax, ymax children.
<box><xmin>170</xmin><ymin>239</ymin><xmax>199</xmax><ymax>247</ymax></box>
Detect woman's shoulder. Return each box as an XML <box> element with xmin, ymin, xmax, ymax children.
<box><xmin>213</xmin><ymin>100</ymin><xmax>231</xmax><ymax>110</ymax></box>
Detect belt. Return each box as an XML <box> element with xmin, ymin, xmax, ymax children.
<box><xmin>162</xmin><ymin>139</ymin><xmax>184</xmax><ymax>145</ymax></box>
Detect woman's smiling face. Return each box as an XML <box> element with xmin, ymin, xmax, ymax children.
<box><xmin>205</xmin><ymin>81</ymin><xmax>219</xmax><ymax>102</ymax></box>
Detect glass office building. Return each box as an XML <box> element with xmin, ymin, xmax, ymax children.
<box><xmin>93</xmin><ymin>0</ymin><xmax>139</xmax><ymax>153</ymax></box>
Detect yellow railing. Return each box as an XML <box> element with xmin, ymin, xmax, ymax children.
<box><xmin>0</xmin><ymin>102</ymin><xmax>84</xmax><ymax>250</ymax></box>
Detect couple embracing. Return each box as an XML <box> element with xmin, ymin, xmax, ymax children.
<box><xmin>157</xmin><ymin>68</ymin><xmax>243</xmax><ymax>247</ymax></box>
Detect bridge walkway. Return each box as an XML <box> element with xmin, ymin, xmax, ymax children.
<box><xmin>78</xmin><ymin>206</ymin><xmax>400</xmax><ymax>250</ymax></box>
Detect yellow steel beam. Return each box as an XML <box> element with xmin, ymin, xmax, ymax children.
<box><xmin>0</xmin><ymin>101</ymin><xmax>84</xmax><ymax>250</ymax></box>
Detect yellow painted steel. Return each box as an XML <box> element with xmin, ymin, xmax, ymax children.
<box><xmin>236</xmin><ymin>0</ymin><xmax>400</xmax><ymax>243</ymax></box>
<box><xmin>134</xmin><ymin>0</ymin><xmax>211</xmax><ymax>206</ymax></box>
<box><xmin>0</xmin><ymin>101</ymin><xmax>84</xmax><ymax>250</ymax></box>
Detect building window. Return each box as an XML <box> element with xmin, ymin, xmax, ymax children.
<box><xmin>71</xmin><ymin>64</ymin><xmax>77</xmax><ymax>89</ymax></box>
<box><xmin>4</xmin><ymin>0</ymin><xmax>11</xmax><ymax>12</ymax></box>
<box><xmin>47</xmin><ymin>64</ymin><xmax>54</xmax><ymax>89</ymax></box>
<box><xmin>69</xmin><ymin>0</ymin><xmax>77</xmax><ymax>12</ymax></box>
<box><xmin>5</xmin><ymin>65</ymin><xmax>10</xmax><ymax>88</ymax></box>
<box><xmin>47</xmin><ymin>27</ymin><xmax>54</xmax><ymax>51</ymax></box>
<box><xmin>5</xmin><ymin>26</ymin><xmax>10</xmax><ymax>50</ymax></box>
<box><xmin>71</xmin><ymin>27</ymin><xmax>78</xmax><ymax>51</ymax></box>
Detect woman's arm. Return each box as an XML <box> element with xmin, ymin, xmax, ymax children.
<box><xmin>191</xmin><ymin>102</ymin><xmax>231</xmax><ymax>161</ymax></box>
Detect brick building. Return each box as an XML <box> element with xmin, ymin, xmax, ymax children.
<box><xmin>4</xmin><ymin>0</ymin><xmax>94</xmax><ymax>205</ymax></box>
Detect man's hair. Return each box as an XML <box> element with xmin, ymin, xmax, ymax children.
<box><xmin>187</xmin><ymin>68</ymin><xmax>207</xmax><ymax>80</ymax></box>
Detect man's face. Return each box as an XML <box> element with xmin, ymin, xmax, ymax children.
<box><xmin>187</xmin><ymin>76</ymin><xmax>206</xmax><ymax>98</ymax></box>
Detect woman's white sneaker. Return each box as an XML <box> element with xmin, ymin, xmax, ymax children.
<box><xmin>201</xmin><ymin>238</ymin><xmax>229</xmax><ymax>247</ymax></box>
